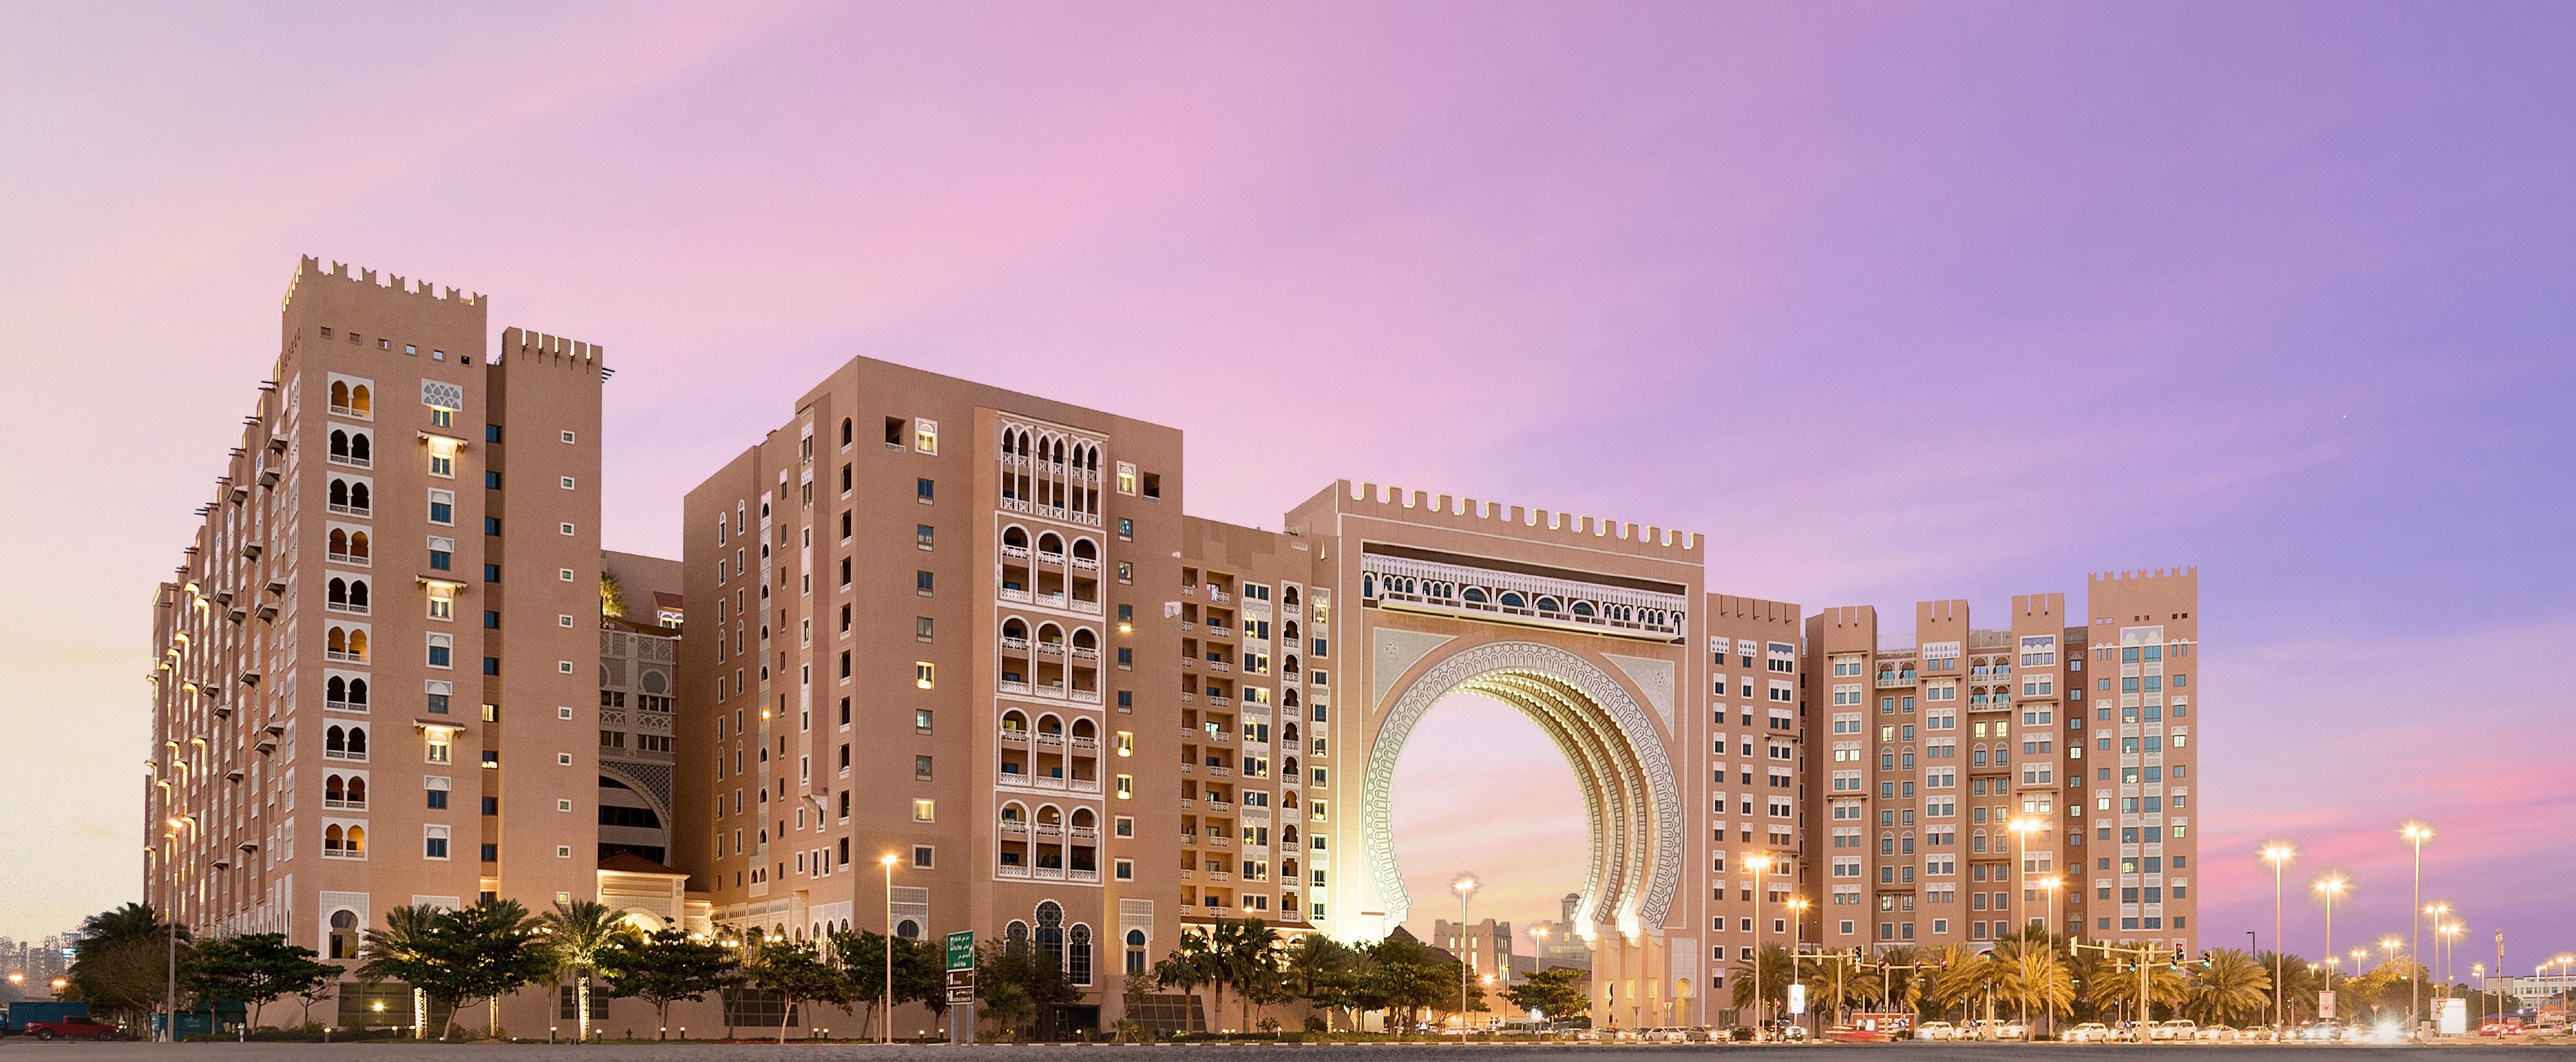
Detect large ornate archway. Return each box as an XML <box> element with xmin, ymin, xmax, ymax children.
<box><xmin>1360</xmin><ymin>639</ymin><xmax>1683</xmax><ymax>939</ymax></box>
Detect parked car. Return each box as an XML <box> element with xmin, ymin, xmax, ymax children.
<box><xmin>2065</xmin><ymin>1022</ymin><xmax>2115</xmax><ymax>1043</ymax></box>
<box><xmin>1986</xmin><ymin>1020</ymin><xmax>2030</xmax><ymax>1041</ymax></box>
<box><xmin>1642</xmin><ymin>1026</ymin><xmax>1691</xmax><ymax>1043</ymax></box>
<box><xmin>27</xmin><ymin>1015</ymin><xmax>129</xmax><ymax>1041</ymax></box>
<box><xmin>2149</xmin><ymin>1019</ymin><xmax>2199</xmax><ymax>1041</ymax></box>
<box><xmin>2194</xmin><ymin>1024</ymin><xmax>2238</xmax><ymax>1042</ymax></box>
<box><xmin>2236</xmin><ymin>1024</ymin><xmax>2277</xmax><ymax>1042</ymax></box>
<box><xmin>2479</xmin><ymin>1018</ymin><xmax>2525</xmax><ymax>1036</ymax></box>
<box><xmin>1916</xmin><ymin>1021</ymin><xmax>1960</xmax><ymax>1041</ymax></box>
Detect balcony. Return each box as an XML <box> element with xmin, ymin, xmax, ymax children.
<box><xmin>1034</xmin><ymin>822</ymin><xmax>1063</xmax><ymax>837</ymax></box>
<box><xmin>1069</xmin><ymin>824</ymin><xmax>1098</xmax><ymax>838</ymax></box>
<box><xmin>1000</xmin><ymin>586</ymin><xmax>1032</xmax><ymax>604</ymax></box>
<box><xmin>322</xmin><ymin>748</ymin><xmax>365</xmax><ymax>762</ymax></box>
<box><xmin>1069</xmin><ymin>735</ymin><xmax>1098</xmax><ymax>750</ymax></box>
<box><xmin>1204</xmin><ymin>625</ymin><xmax>1233</xmax><ymax>639</ymax></box>
<box><xmin>326</xmin><ymin>550</ymin><xmax>368</xmax><ymax>567</ymax></box>
<box><xmin>1002</xmin><ymin>635</ymin><xmax>1030</xmax><ymax>652</ymax></box>
<box><xmin>1033</xmin><ymin>866</ymin><xmax>1067</xmax><ymax>881</ymax></box>
<box><xmin>1002</xmin><ymin>543</ymin><xmax>1032</xmax><ymax>560</ymax></box>
<box><xmin>323</xmin><ymin>649</ymin><xmax>364</xmax><ymax>664</ymax></box>
<box><xmin>996</xmin><ymin>864</ymin><xmax>1031</xmax><ymax>879</ymax></box>
<box><xmin>1205</xmin><ymin>588</ymin><xmax>1231</xmax><ymax>603</ymax></box>
<box><xmin>1071</xmin><ymin>555</ymin><xmax>1100</xmax><ymax>572</ymax></box>
<box><xmin>1000</xmin><ymin>726</ymin><xmax>1029</xmax><ymax>744</ymax></box>
<box><xmin>326</xmin><ymin>503</ymin><xmax>371</xmax><ymax>518</ymax></box>
<box><xmin>324</xmin><ymin>601</ymin><xmax>368</xmax><ymax>616</ymax></box>
<box><xmin>326</xmin><ymin>453</ymin><xmax>371</xmax><ymax>470</ymax></box>
<box><xmin>1207</xmin><ymin>871</ymin><xmax>1233</xmax><ymax>882</ymax></box>
<box><xmin>322</xmin><ymin>797</ymin><xmax>365</xmax><ymax>810</ymax></box>
<box><xmin>1035</xmin><ymin>731</ymin><xmax>1065</xmax><ymax>747</ymax></box>
<box><xmin>1036</xmin><ymin>551</ymin><xmax>1067</xmax><ymax>567</ymax></box>
<box><xmin>1876</xmin><ymin>672</ymin><xmax>1918</xmax><ymax>689</ymax></box>
<box><xmin>1069</xmin><ymin>688</ymin><xmax>1101</xmax><ymax>705</ymax></box>
<box><xmin>1070</xmin><ymin>868</ymin><xmax>1101</xmax><ymax>883</ymax></box>
<box><xmin>1070</xmin><ymin>777</ymin><xmax>1102</xmax><ymax>794</ymax></box>
<box><xmin>324</xmin><ymin>699</ymin><xmax>366</xmax><ymax>713</ymax></box>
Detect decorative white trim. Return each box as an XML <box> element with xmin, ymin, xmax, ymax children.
<box><xmin>1603</xmin><ymin>653</ymin><xmax>1677</xmax><ymax>733</ymax></box>
<box><xmin>1369</xmin><ymin>629</ymin><xmax>1457</xmax><ymax>709</ymax></box>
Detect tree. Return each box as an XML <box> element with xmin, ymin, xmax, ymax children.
<box><xmin>180</xmin><ymin>934</ymin><xmax>334</xmax><ymax>1031</ymax></box>
<box><xmin>603</xmin><ymin>928</ymin><xmax>742</xmax><ymax>1038</ymax></box>
<box><xmin>1280</xmin><ymin>935</ymin><xmax>1362</xmax><ymax>1031</ymax></box>
<box><xmin>439</xmin><ymin>899</ymin><xmax>552</xmax><ymax>1038</ymax></box>
<box><xmin>744</xmin><ymin>938</ymin><xmax>852</xmax><ymax>1044</ymax></box>
<box><xmin>1730</xmin><ymin>943</ymin><xmax>1797</xmax><ymax>1018</ymax></box>
<box><xmin>2087</xmin><ymin>958</ymin><xmax>2189</xmax><ymax>1024</ymax></box>
<box><xmin>2184</xmin><ymin>949</ymin><xmax>2271</xmax><ymax>1026</ymax></box>
<box><xmin>601</xmin><ymin>572</ymin><xmax>628</xmax><ymax>618</ymax></box>
<box><xmin>826</xmin><ymin>929</ymin><xmax>947</xmax><ymax>1039</ymax></box>
<box><xmin>1502</xmin><ymin>967</ymin><xmax>1589</xmax><ymax>1024</ymax></box>
<box><xmin>1993</xmin><ymin>940</ymin><xmax>2076</xmax><ymax>1028</ymax></box>
<box><xmin>540</xmin><ymin>900</ymin><xmax>631</xmax><ymax>1043</ymax></box>
<box><xmin>1153</xmin><ymin>930</ymin><xmax>1223</xmax><ymax>1032</ymax></box>
<box><xmin>355</xmin><ymin>904</ymin><xmax>464</xmax><ymax>1036</ymax></box>
<box><xmin>1927</xmin><ymin>946</ymin><xmax>1995</xmax><ymax>1021</ymax></box>
<box><xmin>979</xmin><ymin>938</ymin><xmax>1078</xmax><ymax>1038</ymax></box>
<box><xmin>66</xmin><ymin>903</ymin><xmax>188</xmax><ymax>1028</ymax></box>
<box><xmin>1218</xmin><ymin>919</ymin><xmax>1283</xmax><ymax>1032</ymax></box>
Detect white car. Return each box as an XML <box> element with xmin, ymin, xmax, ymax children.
<box><xmin>2150</xmin><ymin>1019</ymin><xmax>2199</xmax><ymax>1041</ymax></box>
<box><xmin>1642</xmin><ymin>1027</ymin><xmax>1693</xmax><ymax>1043</ymax></box>
<box><xmin>1916</xmin><ymin>1021</ymin><xmax>1959</xmax><ymax>1041</ymax></box>
<box><xmin>2194</xmin><ymin>1024</ymin><xmax>2237</xmax><ymax>1043</ymax></box>
<box><xmin>1986</xmin><ymin>1021</ymin><xmax>2029</xmax><ymax>1041</ymax></box>
<box><xmin>2065</xmin><ymin>1022</ymin><xmax>2115</xmax><ymax>1043</ymax></box>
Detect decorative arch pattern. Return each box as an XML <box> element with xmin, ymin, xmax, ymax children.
<box><xmin>1361</xmin><ymin>639</ymin><xmax>1682</xmax><ymax>935</ymax></box>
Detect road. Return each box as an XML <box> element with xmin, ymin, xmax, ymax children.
<box><xmin>9</xmin><ymin>1044</ymin><xmax>2569</xmax><ymax>1061</ymax></box>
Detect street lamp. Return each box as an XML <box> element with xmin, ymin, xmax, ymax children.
<box><xmin>2038</xmin><ymin>875</ymin><xmax>2063</xmax><ymax>1036</ymax></box>
<box><xmin>1748</xmin><ymin>853</ymin><xmax>1774</xmax><ymax>1038</ymax></box>
<box><xmin>1788</xmin><ymin>897</ymin><xmax>1812</xmax><ymax>1036</ymax></box>
<box><xmin>880</xmin><ymin>853</ymin><xmax>899</xmax><ymax>1045</ymax></box>
<box><xmin>2438</xmin><ymin>919</ymin><xmax>2463</xmax><ymax>998</ymax></box>
<box><xmin>2400</xmin><ymin>822</ymin><xmax>2433</xmax><ymax>1041</ymax></box>
<box><xmin>2261</xmin><ymin>842</ymin><xmax>2297</xmax><ymax>1032</ymax></box>
<box><xmin>1453</xmin><ymin>874</ymin><xmax>1480</xmax><ymax>1032</ymax></box>
<box><xmin>2314</xmin><ymin>873</ymin><xmax>2349</xmax><ymax>1007</ymax></box>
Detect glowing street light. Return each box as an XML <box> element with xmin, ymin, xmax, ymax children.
<box><xmin>2400</xmin><ymin>822</ymin><xmax>2434</xmax><ymax>1041</ymax></box>
<box><xmin>2261</xmin><ymin>842</ymin><xmax>2297</xmax><ymax>1031</ymax></box>
<box><xmin>1453</xmin><ymin>874</ymin><xmax>1480</xmax><ymax>1031</ymax></box>
<box><xmin>880</xmin><ymin>853</ymin><xmax>899</xmax><ymax>1044</ymax></box>
<box><xmin>2314</xmin><ymin>873</ymin><xmax>2350</xmax><ymax>998</ymax></box>
<box><xmin>1748</xmin><ymin>853</ymin><xmax>1776</xmax><ymax>1038</ymax></box>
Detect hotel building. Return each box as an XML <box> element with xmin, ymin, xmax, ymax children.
<box><xmin>1800</xmin><ymin>574</ymin><xmax>2201</xmax><ymax>958</ymax></box>
<box><xmin>150</xmin><ymin>261</ymin><xmax>2197</xmax><ymax>1033</ymax></box>
<box><xmin>143</xmin><ymin>259</ymin><xmax>657</xmax><ymax>1026</ymax></box>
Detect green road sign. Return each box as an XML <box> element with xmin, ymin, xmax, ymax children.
<box><xmin>946</xmin><ymin>930</ymin><xmax>975</xmax><ymax>971</ymax></box>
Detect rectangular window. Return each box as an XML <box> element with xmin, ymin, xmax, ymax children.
<box><xmin>916</xmin><ymin>478</ymin><xmax>934</xmax><ymax>501</ymax></box>
<box><xmin>914</xmin><ymin>418</ymin><xmax>938</xmax><ymax>453</ymax></box>
<box><xmin>425</xmin><ymin>826</ymin><xmax>450</xmax><ymax>860</ymax></box>
<box><xmin>427</xmin><ymin>490</ymin><xmax>455</xmax><ymax>525</ymax></box>
<box><xmin>914</xmin><ymin>662</ymin><xmax>935</xmax><ymax>689</ymax></box>
<box><xmin>912</xmin><ymin>799</ymin><xmax>935</xmax><ymax>822</ymax></box>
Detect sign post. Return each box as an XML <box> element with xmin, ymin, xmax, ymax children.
<box><xmin>945</xmin><ymin>930</ymin><xmax>977</xmax><ymax>1045</ymax></box>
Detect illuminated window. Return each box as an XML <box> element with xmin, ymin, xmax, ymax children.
<box><xmin>914</xmin><ymin>418</ymin><xmax>939</xmax><ymax>454</ymax></box>
<box><xmin>914</xmin><ymin>662</ymin><xmax>935</xmax><ymax>689</ymax></box>
<box><xmin>1116</xmin><ymin>462</ymin><xmax>1138</xmax><ymax>495</ymax></box>
<box><xmin>1115</xmin><ymin>775</ymin><xmax>1133</xmax><ymax>799</ymax></box>
<box><xmin>912</xmin><ymin>799</ymin><xmax>936</xmax><ymax>822</ymax></box>
<box><xmin>424</xmin><ymin>728</ymin><xmax>453</xmax><ymax>764</ymax></box>
<box><xmin>1114</xmin><ymin>731</ymin><xmax>1133</xmax><ymax>757</ymax></box>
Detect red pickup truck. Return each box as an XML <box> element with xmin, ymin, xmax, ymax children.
<box><xmin>28</xmin><ymin>1014</ymin><xmax>130</xmax><ymax>1041</ymax></box>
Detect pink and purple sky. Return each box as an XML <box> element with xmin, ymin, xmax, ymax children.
<box><xmin>4</xmin><ymin>2</ymin><xmax>2570</xmax><ymax>963</ymax></box>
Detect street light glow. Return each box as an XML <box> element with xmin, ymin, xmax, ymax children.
<box><xmin>2261</xmin><ymin>841</ymin><xmax>2297</xmax><ymax>865</ymax></box>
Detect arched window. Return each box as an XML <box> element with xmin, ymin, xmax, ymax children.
<box><xmin>1067</xmin><ymin>924</ymin><xmax>1094</xmax><ymax>985</ymax></box>
<box><xmin>328</xmin><ymin>480</ymin><xmax>349</xmax><ymax>508</ymax></box>
<box><xmin>1572</xmin><ymin>601</ymin><xmax>1596</xmax><ymax>617</ymax></box>
<box><xmin>897</xmin><ymin>919</ymin><xmax>922</xmax><ymax>940</ymax></box>
<box><xmin>1036</xmin><ymin>532</ymin><xmax>1064</xmax><ymax>558</ymax></box>
<box><xmin>1005</xmin><ymin>920</ymin><xmax>1030</xmax><ymax>957</ymax></box>
<box><xmin>345</xmin><ymin>776</ymin><xmax>367</xmax><ymax>807</ymax></box>
<box><xmin>330</xmin><ymin>382</ymin><xmax>351</xmax><ymax>410</ymax></box>
<box><xmin>1535</xmin><ymin>596</ymin><xmax>1561</xmax><ymax>614</ymax></box>
<box><xmin>1499</xmin><ymin>591</ymin><xmax>1527</xmax><ymax>609</ymax></box>
<box><xmin>1281</xmin><ymin>722</ymin><xmax>1299</xmax><ymax>744</ymax></box>
<box><xmin>325</xmin><ymin>725</ymin><xmax>347</xmax><ymax>754</ymax></box>
<box><xmin>1282</xmin><ymin>620</ymin><xmax>1300</xmax><ymax>642</ymax></box>
<box><xmin>349</xmin><ymin>384</ymin><xmax>371</xmax><ymax>414</ymax></box>
<box><xmin>1071</xmin><ymin>628</ymin><xmax>1098</xmax><ymax>654</ymax></box>
<box><xmin>1002</xmin><ymin>618</ymin><xmax>1029</xmax><ymax>643</ymax></box>
<box><xmin>1282</xmin><ymin>689</ymin><xmax>1299</xmax><ymax>709</ymax></box>
<box><xmin>1281</xmin><ymin>825</ymin><xmax>1298</xmax><ymax>846</ymax></box>
<box><xmin>347</xmin><ymin>726</ymin><xmax>367</xmax><ymax>756</ymax></box>
<box><xmin>1004</xmin><ymin>526</ymin><xmax>1029</xmax><ymax>550</ymax></box>
<box><xmin>1001</xmin><ymin>801</ymin><xmax>1026</xmax><ymax>823</ymax></box>
<box><xmin>328</xmin><ymin>910</ymin><xmax>359</xmax><ymax>959</ymax></box>
<box><xmin>1282</xmin><ymin>586</ymin><xmax>1299</xmax><ymax>608</ymax></box>
<box><xmin>347</xmin><ymin>581</ymin><xmax>369</xmax><ymax>609</ymax></box>
<box><xmin>1124</xmin><ymin>929</ymin><xmax>1147</xmax><ymax>975</ymax></box>
<box><xmin>350</xmin><ymin>433</ymin><xmax>371</xmax><ymax>463</ymax></box>
<box><xmin>1462</xmin><ymin>586</ymin><xmax>1487</xmax><ymax>604</ymax></box>
<box><xmin>345</xmin><ymin>825</ymin><xmax>365</xmax><ymax>853</ymax></box>
<box><xmin>349</xmin><ymin>531</ymin><xmax>369</xmax><ymax>560</ymax></box>
<box><xmin>324</xmin><ymin>775</ymin><xmax>345</xmax><ymax>803</ymax></box>
<box><xmin>1034</xmin><ymin>902</ymin><xmax>1065</xmax><ymax>970</ymax></box>
<box><xmin>1071</xmin><ymin>538</ymin><xmax>1098</xmax><ymax>564</ymax></box>
<box><xmin>840</xmin><ymin>418</ymin><xmax>853</xmax><ymax>447</ymax></box>
<box><xmin>350</xmin><ymin>482</ymin><xmax>371</xmax><ymax>511</ymax></box>
<box><xmin>330</xmin><ymin>429</ymin><xmax>350</xmax><ymax>459</ymax></box>
<box><xmin>347</xmin><ymin>677</ymin><xmax>367</xmax><ymax>705</ymax></box>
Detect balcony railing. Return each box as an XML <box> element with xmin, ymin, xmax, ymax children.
<box><xmin>996</xmin><ymin>864</ymin><xmax>1031</xmax><ymax>879</ymax></box>
<box><xmin>1002</xmin><ymin>543</ymin><xmax>1032</xmax><ymax>560</ymax></box>
<box><xmin>325</xmin><ymin>551</ymin><xmax>368</xmax><ymax>566</ymax></box>
<box><xmin>1876</xmin><ymin>672</ymin><xmax>1918</xmax><ymax>688</ymax></box>
<box><xmin>323</xmin><ymin>649</ymin><xmax>365</xmax><ymax>663</ymax></box>
<box><xmin>1033</xmin><ymin>866</ymin><xmax>1067</xmax><ymax>881</ymax></box>
<box><xmin>326</xmin><ymin>453</ymin><xmax>371</xmax><ymax>470</ymax></box>
<box><xmin>324</xmin><ymin>601</ymin><xmax>368</xmax><ymax>615</ymax></box>
<box><xmin>1000</xmin><ymin>727</ymin><xmax>1029</xmax><ymax>743</ymax></box>
<box><xmin>1036</xmin><ymin>551</ymin><xmax>1066</xmax><ymax>566</ymax></box>
<box><xmin>323</xmin><ymin>699</ymin><xmax>366</xmax><ymax>713</ymax></box>
<box><xmin>326</xmin><ymin>504</ymin><xmax>371</xmax><ymax>518</ymax></box>
<box><xmin>322</xmin><ymin>748</ymin><xmax>366</xmax><ymax>762</ymax></box>
<box><xmin>322</xmin><ymin>797</ymin><xmax>365</xmax><ymax>810</ymax></box>
<box><xmin>1071</xmin><ymin>868</ymin><xmax>1100</xmax><ymax>883</ymax></box>
<box><xmin>1000</xmin><ymin>820</ymin><xmax>1030</xmax><ymax>834</ymax></box>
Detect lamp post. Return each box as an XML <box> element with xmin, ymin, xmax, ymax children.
<box><xmin>2039</xmin><ymin>875</ymin><xmax>2063</xmax><ymax>1037</ymax></box>
<box><xmin>2439</xmin><ymin>919</ymin><xmax>2463</xmax><ymax>999</ymax></box>
<box><xmin>1453</xmin><ymin>875</ymin><xmax>1480</xmax><ymax>1032</ymax></box>
<box><xmin>2261</xmin><ymin>842</ymin><xmax>2297</xmax><ymax>1032</ymax></box>
<box><xmin>1788</xmin><ymin>897</ymin><xmax>1812</xmax><ymax>1036</ymax></box>
<box><xmin>879</xmin><ymin>854</ymin><xmax>899</xmax><ymax>1044</ymax></box>
<box><xmin>2400</xmin><ymin>822</ymin><xmax>2433</xmax><ymax>1041</ymax></box>
<box><xmin>1749</xmin><ymin>854</ymin><xmax>1773</xmax><ymax>1037</ymax></box>
<box><xmin>2315</xmin><ymin>873</ymin><xmax>2348</xmax><ymax>1024</ymax></box>
<box><xmin>2005</xmin><ymin>817</ymin><xmax>2040</xmax><ymax>1030</ymax></box>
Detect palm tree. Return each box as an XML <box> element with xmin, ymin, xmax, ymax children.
<box><xmin>1730</xmin><ymin>944</ymin><xmax>1795</xmax><ymax>1022</ymax></box>
<box><xmin>1153</xmin><ymin>932</ymin><xmax>1221</xmax><ymax>1032</ymax></box>
<box><xmin>1280</xmin><ymin>935</ymin><xmax>1359</xmax><ymax>1031</ymax></box>
<box><xmin>355</xmin><ymin>904</ymin><xmax>450</xmax><ymax>1036</ymax></box>
<box><xmin>1877</xmin><ymin>946</ymin><xmax>1925</xmax><ymax>1014</ymax></box>
<box><xmin>77</xmin><ymin>903</ymin><xmax>179</xmax><ymax>948</ymax></box>
<box><xmin>1996</xmin><ymin>944</ymin><xmax>2076</xmax><ymax>1029</ymax></box>
<box><xmin>541</xmin><ymin>901</ymin><xmax>631</xmax><ymax>1043</ymax></box>
<box><xmin>1927</xmin><ymin>945</ymin><xmax>1994</xmax><ymax>1022</ymax></box>
<box><xmin>2088</xmin><ymin>959</ymin><xmax>2188</xmax><ymax>1026</ymax></box>
<box><xmin>2186</xmin><ymin>950</ymin><xmax>2272</xmax><ymax>1026</ymax></box>
<box><xmin>1220</xmin><ymin>919</ymin><xmax>1282</xmax><ymax>1032</ymax></box>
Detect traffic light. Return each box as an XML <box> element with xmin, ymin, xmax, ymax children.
<box><xmin>2170</xmin><ymin>947</ymin><xmax>2186</xmax><ymax>970</ymax></box>
<box><xmin>2199</xmin><ymin>950</ymin><xmax>2213</xmax><ymax>969</ymax></box>
<box><xmin>1851</xmin><ymin>946</ymin><xmax>1863</xmax><ymax>961</ymax></box>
